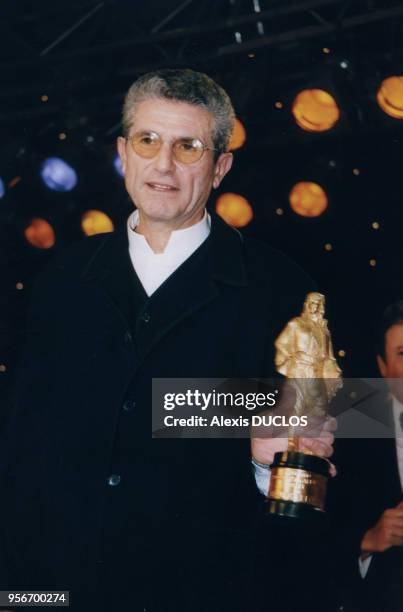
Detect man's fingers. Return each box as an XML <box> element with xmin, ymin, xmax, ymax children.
<box><xmin>299</xmin><ymin>437</ymin><xmax>333</xmax><ymax>458</ymax></box>
<box><xmin>296</xmin><ymin>417</ymin><xmax>336</xmax><ymax>440</ymax></box>
<box><xmin>297</xmin><ymin>438</ymin><xmax>336</xmax><ymax>475</ymax></box>
<box><xmin>385</xmin><ymin>507</ymin><xmax>403</xmax><ymax>520</ymax></box>
<box><xmin>317</xmin><ymin>432</ymin><xmax>334</xmax><ymax>445</ymax></box>
<box><xmin>306</xmin><ymin>415</ymin><xmax>337</xmax><ymax>430</ymax></box>
<box><xmin>322</xmin><ymin>416</ymin><xmax>337</xmax><ymax>432</ymax></box>
<box><xmin>296</xmin><ymin>427</ymin><xmax>335</xmax><ymax>444</ymax></box>
<box><xmin>328</xmin><ymin>462</ymin><xmax>337</xmax><ymax>477</ymax></box>
<box><xmin>384</xmin><ymin>517</ymin><xmax>403</xmax><ymax>531</ymax></box>
<box><xmin>389</xmin><ymin>526</ymin><xmax>403</xmax><ymax>538</ymax></box>
<box><xmin>389</xmin><ymin>535</ymin><xmax>403</xmax><ymax>547</ymax></box>
<box><xmin>251</xmin><ymin>436</ymin><xmax>288</xmax><ymax>465</ymax></box>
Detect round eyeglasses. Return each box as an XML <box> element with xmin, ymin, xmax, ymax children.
<box><xmin>127</xmin><ymin>131</ymin><xmax>217</xmax><ymax>164</ymax></box>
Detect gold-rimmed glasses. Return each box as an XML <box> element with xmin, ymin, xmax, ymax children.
<box><xmin>126</xmin><ymin>131</ymin><xmax>217</xmax><ymax>164</ymax></box>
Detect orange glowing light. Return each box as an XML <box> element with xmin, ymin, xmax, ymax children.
<box><xmin>229</xmin><ymin>118</ymin><xmax>246</xmax><ymax>151</ymax></box>
<box><xmin>215</xmin><ymin>193</ymin><xmax>253</xmax><ymax>228</ymax></box>
<box><xmin>377</xmin><ymin>76</ymin><xmax>403</xmax><ymax>119</ymax></box>
<box><xmin>292</xmin><ymin>89</ymin><xmax>340</xmax><ymax>132</ymax></box>
<box><xmin>81</xmin><ymin>210</ymin><xmax>114</xmax><ymax>236</ymax></box>
<box><xmin>289</xmin><ymin>182</ymin><xmax>328</xmax><ymax>217</ymax></box>
<box><xmin>24</xmin><ymin>218</ymin><xmax>55</xmax><ymax>249</ymax></box>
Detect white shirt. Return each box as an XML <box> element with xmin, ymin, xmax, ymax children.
<box><xmin>359</xmin><ymin>395</ymin><xmax>403</xmax><ymax>578</ymax></box>
<box><xmin>127</xmin><ymin>209</ymin><xmax>211</xmax><ymax>296</ymax></box>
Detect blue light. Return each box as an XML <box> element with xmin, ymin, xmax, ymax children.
<box><xmin>40</xmin><ymin>157</ymin><xmax>77</xmax><ymax>192</ymax></box>
<box><xmin>113</xmin><ymin>154</ymin><xmax>124</xmax><ymax>177</ymax></box>
<box><xmin>0</xmin><ymin>178</ymin><xmax>5</xmax><ymax>198</ymax></box>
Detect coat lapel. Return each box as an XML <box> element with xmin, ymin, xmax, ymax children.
<box><xmin>80</xmin><ymin>227</ymin><xmax>142</xmax><ymax>334</ymax></box>
<box><xmin>134</xmin><ymin>212</ymin><xmax>248</xmax><ymax>361</ymax></box>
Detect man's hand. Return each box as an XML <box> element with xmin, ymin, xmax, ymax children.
<box><xmin>361</xmin><ymin>501</ymin><xmax>403</xmax><ymax>557</ymax></box>
<box><xmin>251</xmin><ymin>416</ymin><xmax>337</xmax><ymax>476</ymax></box>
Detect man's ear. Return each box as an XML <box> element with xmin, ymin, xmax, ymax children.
<box><xmin>213</xmin><ymin>152</ymin><xmax>233</xmax><ymax>189</ymax></box>
<box><xmin>117</xmin><ymin>136</ymin><xmax>127</xmax><ymax>176</ymax></box>
<box><xmin>376</xmin><ymin>354</ymin><xmax>387</xmax><ymax>377</ymax></box>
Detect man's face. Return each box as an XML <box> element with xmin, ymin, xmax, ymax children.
<box><xmin>117</xmin><ymin>98</ymin><xmax>233</xmax><ymax>228</ymax></box>
<box><xmin>377</xmin><ymin>323</ymin><xmax>403</xmax><ymax>403</ymax></box>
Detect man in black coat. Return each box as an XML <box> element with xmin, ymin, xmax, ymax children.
<box><xmin>0</xmin><ymin>69</ymin><xmax>334</xmax><ymax>612</ymax></box>
<box><xmin>329</xmin><ymin>300</ymin><xmax>403</xmax><ymax>612</ymax></box>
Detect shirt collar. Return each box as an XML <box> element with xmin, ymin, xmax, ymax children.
<box><xmin>127</xmin><ymin>209</ymin><xmax>211</xmax><ymax>257</ymax></box>
<box><xmin>81</xmin><ymin>209</ymin><xmax>248</xmax><ymax>288</ymax></box>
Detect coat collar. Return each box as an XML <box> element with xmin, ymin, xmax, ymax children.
<box><xmin>80</xmin><ymin>211</ymin><xmax>248</xmax><ymax>360</ymax></box>
<box><xmin>209</xmin><ymin>212</ymin><xmax>247</xmax><ymax>287</ymax></box>
<box><xmin>81</xmin><ymin>210</ymin><xmax>247</xmax><ymax>288</ymax></box>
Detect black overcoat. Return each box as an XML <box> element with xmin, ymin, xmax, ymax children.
<box><xmin>0</xmin><ymin>213</ymin><xmax>321</xmax><ymax>612</ymax></box>
<box><xmin>329</xmin><ymin>420</ymin><xmax>403</xmax><ymax>612</ymax></box>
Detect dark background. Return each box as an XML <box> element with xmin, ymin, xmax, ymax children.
<box><xmin>1</xmin><ymin>0</ymin><xmax>403</xmax><ymax>414</ymax></box>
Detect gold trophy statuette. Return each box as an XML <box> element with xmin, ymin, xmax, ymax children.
<box><xmin>267</xmin><ymin>292</ymin><xmax>342</xmax><ymax>519</ymax></box>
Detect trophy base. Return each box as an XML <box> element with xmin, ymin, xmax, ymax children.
<box><xmin>266</xmin><ymin>499</ymin><xmax>326</xmax><ymax>520</ymax></box>
<box><xmin>267</xmin><ymin>450</ymin><xmax>329</xmax><ymax>518</ymax></box>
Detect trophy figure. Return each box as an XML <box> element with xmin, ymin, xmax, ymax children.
<box><xmin>267</xmin><ymin>292</ymin><xmax>342</xmax><ymax>519</ymax></box>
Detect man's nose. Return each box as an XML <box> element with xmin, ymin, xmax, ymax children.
<box><xmin>154</xmin><ymin>143</ymin><xmax>175</xmax><ymax>173</ymax></box>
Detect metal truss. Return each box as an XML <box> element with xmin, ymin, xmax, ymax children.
<box><xmin>1</xmin><ymin>0</ymin><xmax>403</xmax><ymax>126</ymax></box>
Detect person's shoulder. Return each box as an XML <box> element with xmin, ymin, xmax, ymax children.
<box><xmin>49</xmin><ymin>231</ymin><xmax>114</xmax><ymax>271</ymax></box>
<box><xmin>28</xmin><ymin>231</ymin><xmax>118</xmax><ymax>301</ymax></box>
<box><xmin>37</xmin><ymin>231</ymin><xmax>116</xmax><ymax>280</ymax></box>
<box><xmin>20</xmin><ymin>231</ymin><xmax>119</xmax><ymax>319</ymax></box>
<box><xmin>241</xmin><ymin>235</ymin><xmax>316</xmax><ymax>326</ymax></box>
<box><xmin>243</xmin><ymin>234</ymin><xmax>289</xmax><ymax>260</ymax></box>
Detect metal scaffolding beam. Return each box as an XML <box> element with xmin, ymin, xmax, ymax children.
<box><xmin>212</xmin><ymin>4</ymin><xmax>403</xmax><ymax>58</ymax></box>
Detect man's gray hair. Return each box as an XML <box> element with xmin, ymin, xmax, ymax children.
<box><xmin>122</xmin><ymin>69</ymin><xmax>235</xmax><ymax>156</ymax></box>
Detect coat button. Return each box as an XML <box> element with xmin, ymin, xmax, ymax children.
<box><xmin>107</xmin><ymin>474</ymin><xmax>121</xmax><ymax>487</ymax></box>
<box><xmin>123</xmin><ymin>399</ymin><xmax>135</xmax><ymax>412</ymax></box>
<box><xmin>141</xmin><ymin>312</ymin><xmax>151</xmax><ymax>323</ymax></box>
